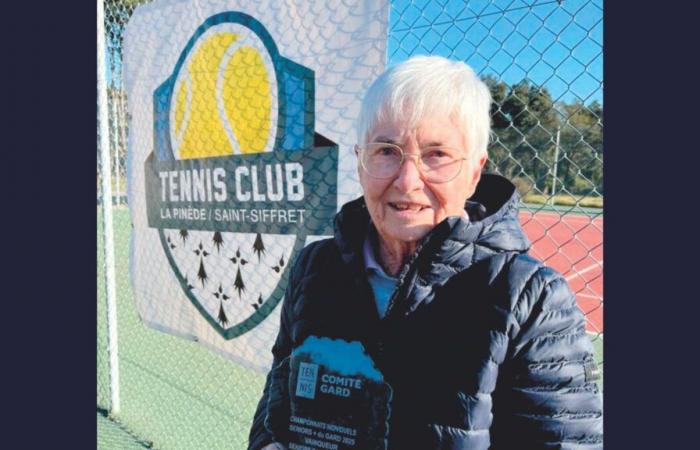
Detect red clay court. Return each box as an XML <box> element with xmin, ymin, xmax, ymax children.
<box><xmin>519</xmin><ymin>209</ymin><xmax>603</xmax><ymax>334</ymax></box>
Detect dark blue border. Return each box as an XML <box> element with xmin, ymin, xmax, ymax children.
<box><xmin>5</xmin><ymin>2</ymin><xmax>96</xmax><ymax>446</ymax></box>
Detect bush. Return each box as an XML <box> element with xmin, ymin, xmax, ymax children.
<box><xmin>512</xmin><ymin>176</ymin><xmax>534</xmax><ymax>197</ymax></box>
<box><xmin>570</xmin><ymin>176</ymin><xmax>600</xmax><ymax>196</ymax></box>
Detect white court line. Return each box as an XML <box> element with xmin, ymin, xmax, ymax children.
<box><xmin>576</xmin><ymin>293</ymin><xmax>603</xmax><ymax>300</ymax></box>
<box><xmin>566</xmin><ymin>263</ymin><xmax>603</xmax><ymax>281</ymax></box>
<box><xmin>520</xmin><ymin>210</ymin><xmax>604</xmax><ymax>223</ymax></box>
<box><xmin>520</xmin><ymin>215</ymin><xmax>604</xmax><ymax>230</ymax></box>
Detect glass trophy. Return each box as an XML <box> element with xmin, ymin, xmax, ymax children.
<box><xmin>266</xmin><ymin>336</ymin><xmax>392</xmax><ymax>450</ymax></box>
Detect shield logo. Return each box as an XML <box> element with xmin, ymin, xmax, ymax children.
<box><xmin>145</xmin><ymin>12</ymin><xmax>338</xmax><ymax>339</ymax></box>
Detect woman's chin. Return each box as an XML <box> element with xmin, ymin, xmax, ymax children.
<box><xmin>382</xmin><ymin>223</ymin><xmax>433</xmax><ymax>246</ymax></box>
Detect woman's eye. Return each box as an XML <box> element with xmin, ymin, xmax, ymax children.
<box><xmin>424</xmin><ymin>148</ymin><xmax>449</xmax><ymax>159</ymax></box>
<box><xmin>373</xmin><ymin>146</ymin><xmax>400</xmax><ymax>157</ymax></box>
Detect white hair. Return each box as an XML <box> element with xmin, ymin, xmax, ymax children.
<box><xmin>357</xmin><ymin>55</ymin><xmax>492</xmax><ymax>162</ymax></box>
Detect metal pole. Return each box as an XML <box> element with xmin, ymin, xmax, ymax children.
<box><xmin>118</xmin><ymin>91</ymin><xmax>129</xmax><ymax>206</ymax></box>
<box><xmin>98</xmin><ymin>0</ymin><xmax>121</xmax><ymax>416</ymax></box>
<box><xmin>550</xmin><ymin>126</ymin><xmax>560</xmax><ymax>206</ymax></box>
<box><xmin>110</xmin><ymin>87</ymin><xmax>121</xmax><ymax>206</ymax></box>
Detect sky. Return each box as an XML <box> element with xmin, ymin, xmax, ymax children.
<box><xmin>387</xmin><ymin>0</ymin><xmax>603</xmax><ymax>105</ymax></box>
<box><xmin>105</xmin><ymin>0</ymin><xmax>603</xmax><ymax>106</ymax></box>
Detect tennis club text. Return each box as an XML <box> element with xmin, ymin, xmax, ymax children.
<box><xmin>157</xmin><ymin>163</ymin><xmax>304</xmax><ymax>203</ymax></box>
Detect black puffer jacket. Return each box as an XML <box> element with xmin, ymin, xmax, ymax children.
<box><xmin>249</xmin><ymin>174</ymin><xmax>603</xmax><ymax>449</ymax></box>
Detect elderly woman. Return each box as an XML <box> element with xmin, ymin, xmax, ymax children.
<box><xmin>249</xmin><ymin>55</ymin><xmax>603</xmax><ymax>450</ymax></box>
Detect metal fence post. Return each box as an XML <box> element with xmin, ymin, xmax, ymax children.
<box><xmin>111</xmin><ymin>91</ymin><xmax>121</xmax><ymax>206</ymax></box>
<box><xmin>98</xmin><ymin>0</ymin><xmax>121</xmax><ymax>416</ymax></box>
<box><xmin>550</xmin><ymin>126</ymin><xmax>561</xmax><ymax>205</ymax></box>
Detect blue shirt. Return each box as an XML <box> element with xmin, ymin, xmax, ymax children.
<box><xmin>363</xmin><ymin>233</ymin><xmax>398</xmax><ymax>319</ymax></box>
<box><xmin>363</xmin><ymin>210</ymin><xmax>472</xmax><ymax>318</ymax></box>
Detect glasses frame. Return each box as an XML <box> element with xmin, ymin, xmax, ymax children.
<box><xmin>354</xmin><ymin>142</ymin><xmax>468</xmax><ymax>184</ymax></box>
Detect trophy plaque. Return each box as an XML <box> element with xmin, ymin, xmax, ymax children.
<box><xmin>266</xmin><ymin>336</ymin><xmax>392</xmax><ymax>450</ymax></box>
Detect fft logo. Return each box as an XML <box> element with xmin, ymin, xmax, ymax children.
<box><xmin>295</xmin><ymin>362</ymin><xmax>319</xmax><ymax>400</ymax></box>
<box><xmin>145</xmin><ymin>12</ymin><xmax>338</xmax><ymax>338</ymax></box>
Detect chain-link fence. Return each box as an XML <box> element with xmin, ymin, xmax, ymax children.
<box><xmin>98</xmin><ymin>1</ymin><xmax>603</xmax><ymax>448</ymax></box>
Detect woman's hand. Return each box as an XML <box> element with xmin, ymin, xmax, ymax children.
<box><xmin>261</xmin><ymin>443</ymin><xmax>287</xmax><ymax>450</ymax></box>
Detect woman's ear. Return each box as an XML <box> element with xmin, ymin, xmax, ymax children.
<box><xmin>471</xmin><ymin>154</ymin><xmax>488</xmax><ymax>185</ymax></box>
<box><xmin>477</xmin><ymin>153</ymin><xmax>488</xmax><ymax>170</ymax></box>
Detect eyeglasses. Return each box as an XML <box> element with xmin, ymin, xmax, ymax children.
<box><xmin>355</xmin><ymin>142</ymin><xmax>467</xmax><ymax>183</ymax></box>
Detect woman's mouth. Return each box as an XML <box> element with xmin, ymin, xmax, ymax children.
<box><xmin>388</xmin><ymin>202</ymin><xmax>429</xmax><ymax>212</ymax></box>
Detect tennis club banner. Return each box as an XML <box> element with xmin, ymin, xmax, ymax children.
<box><xmin>124</xmin><ymin>0</ymin><xmax>388</xmax><ymax>371</ymax></box>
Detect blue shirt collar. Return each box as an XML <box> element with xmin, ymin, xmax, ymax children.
<box><xmin>363</xmin><ymin>228</ymin><xmax>391</xmax><ymax>277</ymax></box>
<box><xmin>362</xmin><ymin>209</ymin><xmax>471</xmax><ymax>279</ymax></box>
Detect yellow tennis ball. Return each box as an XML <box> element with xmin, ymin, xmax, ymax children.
<box><xmin>221</xmin><ymin>45</ymin><xmax>272</xmax><ymax>155</ymax></box>
<box><xmin>171</xmin><ymin>28</ymin><xmax>275</xmax><ymax>160</ymax></box>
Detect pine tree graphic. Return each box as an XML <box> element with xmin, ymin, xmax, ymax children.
<box><xmin>194</xmin><ymin>241</ymin><xmax>209</xmax><ymax>287</ymax></box>
<box><xmin>233</xmin><ymin>266</ymin><xmax>245</xmax><ymax>298</ymax></box>
<box><xmin>252</xmin><ymin>233</ymin><xmax>266</xmax><ymax>262</ymax></box>
<box><xmin>212</xmin><ymin>232</ymin><xmax>224</xmax><ymax>253</ymax></box>
<box><xmin>197</xmin><ymin>258</ymin><xmax>208</xmax><ymax>287</ymax></box>
<box><xmin>217</xmin><ymin>301</ymin><xmax>229</xmax><ymax>326</ymax></box>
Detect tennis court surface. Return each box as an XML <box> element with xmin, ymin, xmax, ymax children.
<box><xmin>520</xmin><ymin>208</ymin><xmax>603</xmax><ymax>334</ymax></box>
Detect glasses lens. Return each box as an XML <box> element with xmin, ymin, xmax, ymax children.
<box><xmin>420</xmin><ymin>146</ymin><xmax>463</xmax><ymax>182</ymax></box>
<box><xmin>360</xmin><ymin>143</ymin><xmax>465</xmax><ymax>182</ymax></box>
<box><xmin>361</xmin><ymin>143</ymin><xmax>403</xmax><ymax>178</ymax></box>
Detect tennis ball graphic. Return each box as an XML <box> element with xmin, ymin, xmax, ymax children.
<box><xmin>170</xmin><ymin>26</ymin><xmax>278</xmax><ymax>159</ymax></box>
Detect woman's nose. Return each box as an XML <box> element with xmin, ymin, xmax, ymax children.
<box><xmin>392</xmin><ymin>153</ymin><xmax>424</xmax><ymax>191</ymax></box>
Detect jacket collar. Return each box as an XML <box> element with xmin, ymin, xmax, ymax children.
<box><xmin>333</xmin><ymin>173</ymin><xmax>531</xmax><ymax>317</ymax></box>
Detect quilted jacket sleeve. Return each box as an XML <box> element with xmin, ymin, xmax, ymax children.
<box><xmin>491</xmin><ymin>264</ymin><xmax>603</xmax><ymax>449</ymax></box>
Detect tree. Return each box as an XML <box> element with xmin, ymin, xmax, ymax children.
<box><xmin>483</xmin><ymin>74</ymin><xmax>604</xmax><ymax>199</ymax></box>
<box><xmin>556</xmin><ymin>100</ymin><xmax>603</xmax><ymax>195</ymax></box>
<box><xmin>485</xmin><ymin>77</ymin><xmax>560</xmax><ymax>194</ymax></box>
<box><xmin>104</xmin><ymin>0</ymin><xmax>150</xmax><ymax>64</ymax></box>
<box><xmin>234</xmin><ymin>267</ymin><xmax>245</xmax><ymax>298</ymax></box>
<box><xmin>252</xmin><ymin>233</ymin><xmax>266</xmax><ymax>262</ymax></box>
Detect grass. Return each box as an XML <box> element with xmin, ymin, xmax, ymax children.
<box><xmin>97</xmin><ymin>174</ymin><xmax>128</xmax><ymax>199</ymax></box>
<box><xmin>98</xmin><ymin>411</ymin><xmax>152</xmax><ymax>449</ymax></box>
<box><xmin>522</xmin><ymin>193</ymin><xmax>603</xmax><ymax>208</ymax></box>
<box><xmin>589</xmin><ymin>333</ymin><xmax>604</xmax><ymax>392</ymax></box>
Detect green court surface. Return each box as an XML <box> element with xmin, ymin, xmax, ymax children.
<box><xmin>98</xmin><ymin>410</ymin><xmax>152</xmax><ymax>449</ymax></box>
<box><xmin>98</xmin><ymin>206</ymin><xmax>266</xmax><ymax>449</ymax></box>
<box><xmin>98</xmin><ymin>206</ymin><xmax>603</xmax><ymax>449</ymax></box>
<box><xmin>589</xmin><ymin>333</ymin><xmax>604</xmax><ymax>391</ymax></box>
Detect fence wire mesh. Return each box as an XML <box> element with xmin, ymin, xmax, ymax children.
<box><xmin>98</xmin><ymin>1</ymin><xmax>603</xmax><ymax>448</ymax></box>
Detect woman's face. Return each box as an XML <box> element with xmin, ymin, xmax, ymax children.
<box><xmin>358</xmin><ymin>115</ymin><xmax>487</xmax><ymax>248</ymax></box>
